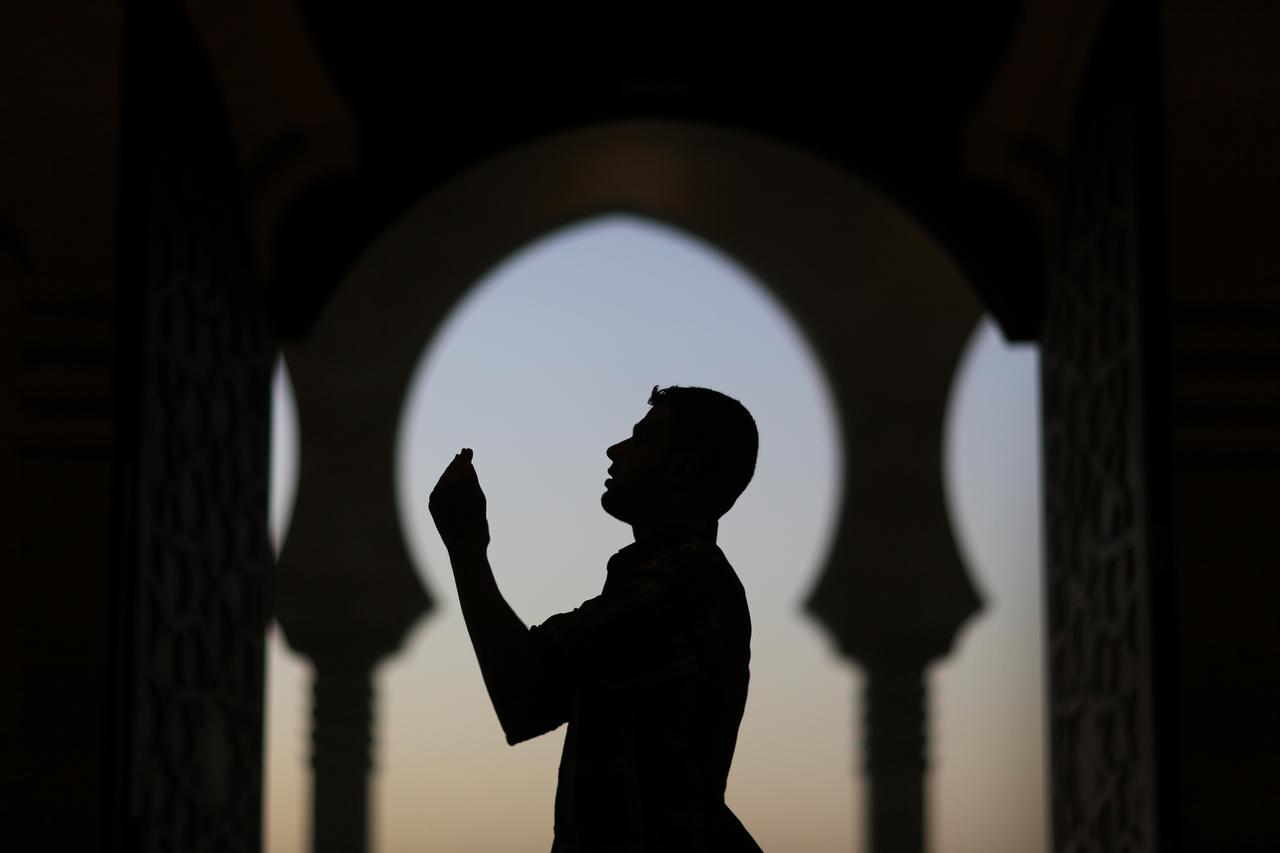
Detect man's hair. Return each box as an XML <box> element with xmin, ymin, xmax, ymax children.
<box><xmin>648</xmin><ymin>385</ymin><xmax>758</xmax><ymax>519</ymax></box>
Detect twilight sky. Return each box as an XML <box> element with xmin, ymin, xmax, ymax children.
<box><xmin>264</xmin><ymin>215</ymin><xmax>1044</xmax><ymax>853</ymax></box>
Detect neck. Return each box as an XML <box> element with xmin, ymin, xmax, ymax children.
<box><xmin>631</xmin><ymin>513</ymin><xmax>717</xmax><ymax>547</ymax></box>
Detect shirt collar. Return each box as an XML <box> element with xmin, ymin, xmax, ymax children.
<box><xmin>607</xmin><ymin>519</ymin><xmax>718</xmax><ymax>574</ymax></box>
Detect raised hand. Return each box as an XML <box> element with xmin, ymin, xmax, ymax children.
<box><xmin>429</xmin><ymin>448</ymin><xmax>491</xmax><ymax>552</ymax></box>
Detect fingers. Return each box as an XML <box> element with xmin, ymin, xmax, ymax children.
<box><xmin>432</xmin><ymin>449</ymin><xmax>476</xmax><ymax>495</ymax></box>
<box><xmin>442</xmin><ymin>448</ymin><xmax>480</xmax><ymax>488</ymax></box>
<box><xmin>453</xmin><ymin>448</ymin><xmax>476</xmax><ymax>479</ymax></box>
<box><xmin>429</xmin><ymin>448</ymin><xmax>488</xmax><ymax>543</ymax></box>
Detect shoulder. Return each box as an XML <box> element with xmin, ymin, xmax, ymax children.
<box><xmin>664</xmin><ymin>540</ymin><xmax>731</xmax><ymax>570</ymax></box>
<box><xmin>657</xmin><ymin>541</ymin><xmax>745</xmax><ymax>600</ymax></box>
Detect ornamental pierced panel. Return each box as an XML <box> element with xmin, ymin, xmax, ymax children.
<box><xmin>120</xmin><ymin>4</ymin><xmax>272</xmax><ymax>851</ymax></box>
<box><xmin>1040</xmin><ymin>9</ymin><xmax>1157</xmax><ymax>853</ymax></box>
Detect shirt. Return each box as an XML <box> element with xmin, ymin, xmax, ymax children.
<box><xmin>517</xmin><ymin>531</ymin><xmax>762</xmax><ymax>852</ymax></box>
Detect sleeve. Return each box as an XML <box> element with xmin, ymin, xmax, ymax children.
<box><xmin>529</xmin><ymin>559</ymin><xmax>712</xmax><ymax>693</ymax></box>
<box><xmin>506</xmin><ymin>547</ymin><xmax>729</xmax><ymax>745</ymax></box>
<box><xmin>500</xmin><ymin>602</ymin><xmax>611</xmax><ymax>744</ymax></box>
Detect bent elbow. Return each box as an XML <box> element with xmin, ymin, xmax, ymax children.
<box><xmin>503</xmin><ymin>724</ymin><xmax>532</xmax><ymax>747</ymax></box>
<box><xmin>499</xmin><ymin>706</ymin><xmax>564</xmax><ymax>746</ymax></box>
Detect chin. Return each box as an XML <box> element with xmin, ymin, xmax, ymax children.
<box><xmin>600</xmin><ymin>488</ymin><xmax>632</xmax><ymax>523</ymax></box>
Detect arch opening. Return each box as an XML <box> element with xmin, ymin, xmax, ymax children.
<box><xmin>389</xmin><ymin>212</ymin><xmax>849</xmax><ymax>852</ymax></box>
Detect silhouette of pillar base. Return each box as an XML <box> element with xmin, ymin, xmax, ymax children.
<box><xmin>310</xmin><ymin>657</ymin><xmax>376</xmax><ymax>853</ymax></box>
<box><xmin>864</xmin><ymin>660</ymin><xmax>927</xmax><ymax>853</ymax></box>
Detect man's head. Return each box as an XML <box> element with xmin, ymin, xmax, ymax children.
<box><xmin>602</xmin><ymin>385</ymin><xmax>758</xmax><ymax>526</ymax></box>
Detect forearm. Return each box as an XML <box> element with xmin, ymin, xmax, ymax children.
<box><xmin>446</xmin><ymin>544</ymin><xmax>540</xmax><ymax>738</ymax></box>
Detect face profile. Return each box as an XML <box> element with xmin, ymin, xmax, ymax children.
<box><xmin>602</xmin><ymin>385</ymin><xmax>759</xmax><ymax>530</ymax></box>
<box><xmin>601</xmin><ymin>404</ymin><xmax>678</xmax><ymax>525</ymax></box>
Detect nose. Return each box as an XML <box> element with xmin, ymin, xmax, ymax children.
<box><xmin>606</xmin><ymin>439</ymin><xmax>625</xmax><ymax>461</ymax></box>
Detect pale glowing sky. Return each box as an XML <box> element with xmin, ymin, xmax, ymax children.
<box><xmin>264</xmin><ymin>216</ymin><xmax>1043</xmax><ymax>853</ymax></box>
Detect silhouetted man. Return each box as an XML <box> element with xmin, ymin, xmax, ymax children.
<box><xmin>429</xmin><ymin>385</ymin><xmax>762</xmax><ymax>852</ymax></box>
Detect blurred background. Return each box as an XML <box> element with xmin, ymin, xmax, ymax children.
<box><xmin>12</xmin><ymin>5</ymin><xmax>1274</xmax><ymax>852</ymax></box>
